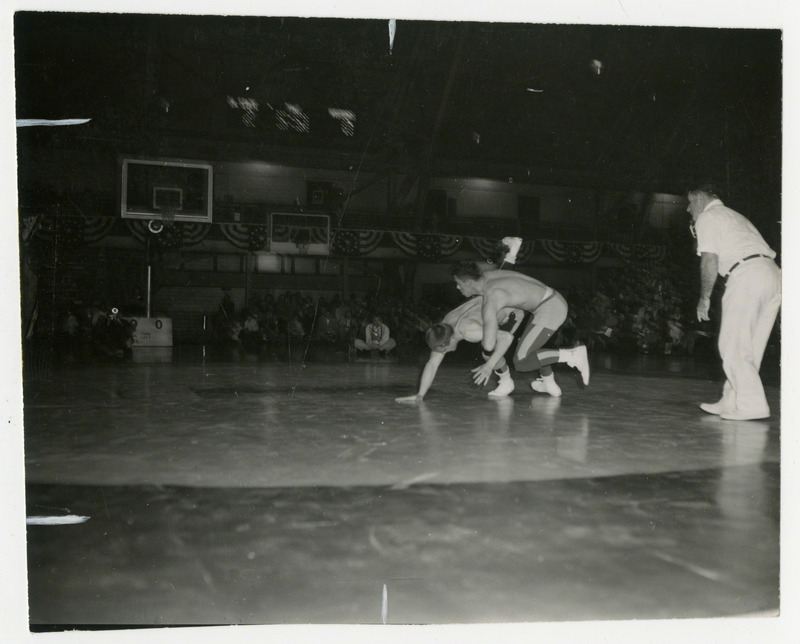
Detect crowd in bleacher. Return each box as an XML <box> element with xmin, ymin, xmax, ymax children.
<box><xmin>211</xmin><ymin>288</ymin><xmax>440</xmax><ymax>357</ymax></box>
<box><xmin>211</xmin><ymin>257</ymin><xmax>727</xmax><ymax>359</ymax></box>
<box><xmin>50</xmin><ymin>256</ymin><xmax>777</xmax><ymax>363</ymax></box>
<box><xmin>555</xmin><ymin>259</ymin><xmax>708</xmax><ymax>356</ymax></box>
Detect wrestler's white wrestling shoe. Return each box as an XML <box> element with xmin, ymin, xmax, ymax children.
<box><xmin>501</xmin><ymin>237</ymin><xmax>523</xmax><ymax>265</ymax></box>
<box><xmin>530</xmin><ymin>374</ymin><xmax>562</xmax><ymax>397</ymax></box>
<box><xmin>559</xmin><ymin>345</ymin><xmax>590</xmax><ymax>385</ymax></box>
<box><xmin>488</xmin><ymin>369</ymin><xmax>515</xmax><ymax>398</ymax></box>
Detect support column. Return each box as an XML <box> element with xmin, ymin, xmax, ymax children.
<box><xmin>244</xmin><ymin>252</ymin><xmax>253</xmax><ymax>305</ymax></box>
<box><xmin>342</xmin><ymin>256</ymin><xmax>350</xmax><ymax>300</ymax></box>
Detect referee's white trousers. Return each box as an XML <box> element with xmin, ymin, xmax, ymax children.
<box><xmin>717</xmin><ymin>258</ymin><xmax>781</xmax><ymax>415</ymax></box>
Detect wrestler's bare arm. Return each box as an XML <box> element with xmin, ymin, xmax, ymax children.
<box><xmin>395</xmin><ymin>350</ymin><xmax>446</xmax><ymax>402</ymax></box>
<box><xmin>484</xmin><ymin>330</ymin><xmax>513</xmax><ymax>370</ymax></box>
<box><xmin>481</xmin><ymin>289</ymin><xmax>508</xmax><ymax>352</ymax></box>
<box><xmin>471</xmin><ymin>330</ymin><xmax>513</xmax><ymax>385</ymax></box>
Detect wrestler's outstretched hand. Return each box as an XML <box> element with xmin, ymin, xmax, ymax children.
<box><xmin>471</xmin><ymin>363</ymin><xmax>494</xmax><ymax>386</ymax></box>
<box><xmin>395</xmin><ymin>394</ymin><xmax>423</xmax><ymax>403</ymax></box>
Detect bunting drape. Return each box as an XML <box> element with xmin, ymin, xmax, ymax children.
<box><xmin>26</xmin><ymin>215</ymin><xmax>668</xmax><ymax>262</ymax></box>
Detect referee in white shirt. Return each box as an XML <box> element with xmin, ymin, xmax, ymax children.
<box><xmin>687</xmin><ymin>182</ymin><xmax>781</xmax><ymax>420</ymax></box>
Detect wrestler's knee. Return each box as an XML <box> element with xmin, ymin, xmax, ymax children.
<box><xmin>513</xmin><ymin>350</ymin><xmax>539</xmax><ymax>371</ymax></box>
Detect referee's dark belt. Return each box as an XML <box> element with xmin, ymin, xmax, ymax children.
<box><xmin>725</xmin><ymin>254</ymin><xmax>772</xmax><ymax>278</ymax></box>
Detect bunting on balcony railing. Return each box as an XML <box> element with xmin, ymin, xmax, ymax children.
<box><xmin>330</xmin><ymin>230</ymin><xmax>385</xmax><ymax>256</ymax></box>
<box><xmin>356</xmin><ymin>230</ymin><xmax>384</xmax><ymax>255</ymax></box>
<box><xmin>33</xmin><ymin>215</ymin><xmax>117</xmax><ymax>246</ymax></box>
<box><xmin>220</xmin><ymin>223</ymin><xmax>268</xmax><ymax>250</ymax></box>
<box><xmin>309</xmin><ymin>227</ymin><xmax>330</xmax><ymax>245</ymax></box>
<box><xmin>331</xmin><ymin>230</ymin><xmax>362</xmax><ymax>255</ymax></box>
<box><xmin>83</xmin><ymin>217</ymin><xmax>118</xmax><ymax>244</ymax></box>
<box><xmin>390</xmin><ymin>232</ymin><xmax>462</xmax><ymax>259</ymax></box>
<box><xmin>26</xmin><ymin>214</ymin><xmax>669</xmax><ymax>263</ymax></box>
<box><xmin>469</xmin><ymin>237</ymin><xmax>498</xmax><ymax>259</ymax></box>
<box><xmin>469</xmin><ymin>237</ymin><xmax>535</xmax><ymax>263</ymax></box>
<box><xmin>126</xmin><ymin>219</ymin><xmax>212</xmax><ymax>248</ymax></box>
<box><xmin>539</xmin><ymin>240</ymin><xmax>603</xmax><ymax>264</ymax></box>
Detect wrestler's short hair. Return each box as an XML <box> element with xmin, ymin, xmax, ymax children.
<box><xmin>452</xmin><ymin>261</ymin><xmax>482</xmax><ymax>282</ymax></box>
<box><xmin>425</xmin><ymin>323</ymin><xmax>454</xmax><ymax>351</ymax></box>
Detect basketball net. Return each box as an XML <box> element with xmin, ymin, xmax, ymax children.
<box><xmin>147</xmin><ymin>209</ymin><xmax>177</xmax><ymax>234</ymax></box>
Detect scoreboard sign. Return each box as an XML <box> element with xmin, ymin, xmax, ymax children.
<box><xmin>123</xmin><ymin>317</ymin><xmax>173</xmax><ymax>347</ymax></box>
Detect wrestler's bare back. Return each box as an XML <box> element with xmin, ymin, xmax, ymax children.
<box><xmin>481</xmin><ymin>270</ymin><xmax>550</xmax><ymax>311</ymax></box>
<box><xmin>443</xmin><ymin>297</ymin><xmax>522</xmax><ymax>344</ymax></box>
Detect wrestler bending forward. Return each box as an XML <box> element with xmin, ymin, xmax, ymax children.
<box><xmin>452</xmin><ymin>260</ymin><xmax>589</xmax><ymax>397</ymax></box>
<box><xmin>395</xmin><ymin>296</ymin><xmax>524</xmax><ymax>403</ymax></box>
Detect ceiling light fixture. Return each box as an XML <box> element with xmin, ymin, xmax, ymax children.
<box><xmin>227</xmin><ymin>96</ymin><xmax>259</xmax><ymax>127</ymax></box>
<box><xmin>328</xmin><ymin>107</ymin><xmax>356</xmax><ymax>136</ymax></box>
<box><xmin>589</xmin><ymin>59</ymin><xmax>604</xmax><ymax>75</ymax></box>
<box><xmin>276</xmin><ymin>103</ymin><xmax>309</xmax><ymax>133</ymax></box>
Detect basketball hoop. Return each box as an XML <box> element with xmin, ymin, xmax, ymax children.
<box><xmin>147</xmin><ymin>210</ymin><xmax>176</xmax><ymax>235</ymax></box>
<box><xmin>296</xmin><ymin>242</ymin><xmax>310</xmax><ymax>256</ymax></box>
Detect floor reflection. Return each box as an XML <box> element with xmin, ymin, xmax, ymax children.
<box><xmin>23</xmin><ymin>354</ymin><xmax>780</xmax><ymax>625</ymax></box>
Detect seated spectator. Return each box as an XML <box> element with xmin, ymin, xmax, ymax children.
<box><xmin>275</xmin><ymin>293</ymin><xmax>295</xmax><ymax>336</ymax></box>
<box><xmin>287</xmin><ymin>314</ymin><xmax>305</xmax><ymax>338</ymax></box>
<box><xmin>353</xmin><ymin>315</ymin><xmax>397</xmax><ymax>358</ymax></box>
<box><xmin>313</xmin><ymin>305</ymin><xmax>339</xmax><ymax>342</ymax></box>
<box><xmin>214</xmin><ymin>288</ymin><xmax>238</xmax><ymax>342</ymax></box>
<box><xmin>259</xmin><ymin>307</ymin><xmax>281</xmax><ymax>342</ymax></box>
<box><xmin>336</xmin><ymin>303</ymin><xmax>358</xmax><ymax>343</ymax></box>
<box><xmin>90</xmin><ymin>305</ymin><xmax>134</xmax><ymax>359</ymax></box>
<box><xmin>239</xmin><ymin>310</ymin><xmax>263</xmax><ymax>350</ymax></box>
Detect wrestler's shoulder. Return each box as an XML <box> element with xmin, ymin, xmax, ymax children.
<box><xmin>486</xmin><ymin>270</ymin><xmax>540</xmax><ymax>285</ymax></box>
<box><xmin>487</xmin><ymin>267</ymin><xmax>532</xmax><ymax>277</ymax></box>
